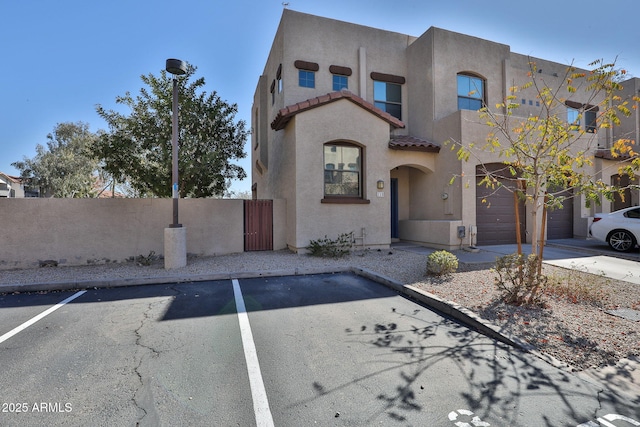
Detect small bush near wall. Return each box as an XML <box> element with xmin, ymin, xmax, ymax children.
<box><xmin>307</xmin><ymin>232</ymin><xmax>354</xmax><ymax>258</ymax></box>
<box><xmin>426</xmin><ymin>250</ymin><xmax>458</xmax><ymax>276</ymax></box>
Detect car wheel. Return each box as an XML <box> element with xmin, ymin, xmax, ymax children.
<box><xmin>607</xmin><ymin>230</ymin><xmax>637</xmax><ymax>252</ymax></box>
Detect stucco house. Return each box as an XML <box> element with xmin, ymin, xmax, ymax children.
<box><xmin>0</xmin><ymin>172</ymin><xmax>37</xmax><ymax>198</ymax></box>
<box><xmin>251</xmin><ymin>10</ymin><xmax>639</xmax><ymax>252</ymax></box>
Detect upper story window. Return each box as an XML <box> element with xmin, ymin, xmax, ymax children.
<box><xmin>371</xmin><ymin>72</ymin><xmax>405</xmax><ymax>121</ymax></box>
<box><xmin>276</xmin><ymin>64</ymin><xmax>283</xmax><ymax>93</ymax></box>
<box><xmin>374</xmin><ymin>81</ymin><xmax>402</xmax><ymax>120</ymax></box>
<box><xmin>270</xmin><ymin>80</ymin><xmax>276</xmax><ymax>105</ymax></box>
<box><xmin>324</xmin><ymin>143</ymin><xmax>362</xmax><ymax>199</ymax></box>
<box><xmin>330</xmin><ymin>65</ymin><xmax>352</xmax><ymax>92</ymax></box>
<box><xmin>457</xmin><ymin>74</ymin><xmax>485</xmax><ymax>111</ymax></box>
<box><xmin>584</xmin><ymin>110</ymin><xmax>597</xmax><ymax>133</ymax></box>
<box><xmin>333</xmin><ymin>75</ymin><xmax>348</xmax><ymax>91</ymax></box>
<box><xmin>566</xmin><ymin>101</ymin><xmax>598</xmax><ymax>133</ymax></box>
<box><xmin>567</xmin><ymin>107</ymin><xmax>580</xmax><ymax>129</ymax></box>
<box><xmin>299</xmin><ymin>70</ymin><xmax>315</xmax><ymax>88</ymax></box>
<box><xmin>295</xmin><ymin>60</ymin><xmax>319</xmax><ymax>89</ymax></box>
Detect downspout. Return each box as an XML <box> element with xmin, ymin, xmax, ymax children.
<box><xmin>358</xmin><ymin>47</ymin><xmax>366</xmax><ymax>99</ymax></box>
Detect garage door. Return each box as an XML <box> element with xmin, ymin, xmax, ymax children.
<box><xmin>476</xmin><ymin>165</ymin><xmax>525</xmax><ymax>246</ymax></box>
<box><xmin>546</xmin><ymin>188</ymin><xmax>573</xmax><ymax>240</ymax></box>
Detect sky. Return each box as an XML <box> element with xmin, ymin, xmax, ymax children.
<box><xmin>2</xmin><ymin>0</ymin><xmax>639</xmax><ymax>194</ymax></box>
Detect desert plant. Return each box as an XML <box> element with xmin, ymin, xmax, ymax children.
<box><xmin>134</xmin><ymin>251</ymin><xmax>157</xmax><ymax>266</ymax></box>
<box><xmin>493</xmin><ymin>253</ymin><xmax>547</xmax><ymax>306</ymax></box>
<box><xmin>426</xmin><ymin>250</ymin><xmax>458</xmax><ymax>276</ymax></box>
<box><xmin>307</xmin><ymin>232</ymin><xmax>354</xmax><ymax>258</ymax></box>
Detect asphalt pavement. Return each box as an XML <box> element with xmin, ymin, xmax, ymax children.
<box><xmin>1</xmin><ymin>273</ymin><xmax>638</xmax><ymax>426</ymax></box>
<box><xmin>1</xmin><ymin>237</ymin><xmax>639</xmax><ymax>425</ymax></box>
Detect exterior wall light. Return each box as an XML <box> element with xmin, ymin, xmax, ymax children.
<box><xmin>377</xmin><ymin>180</ymin><xmax>385</xmax><ymax>190</ymax></box>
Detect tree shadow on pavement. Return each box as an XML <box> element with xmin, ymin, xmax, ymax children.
<box><xmin>307</xmin><ymin>305</ymin><xmax>639</xmax><ymax>426</ymax></box>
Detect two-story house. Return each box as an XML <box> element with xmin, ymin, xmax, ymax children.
<box><xmin>0</xmin><ymin>172</ymin><xmax>37</xmax><ymax>198</ymax></box>
<box><xmin>252</xmin><ymin>10</ymin><xmax>638</xmax><ymax>252</ymax></box>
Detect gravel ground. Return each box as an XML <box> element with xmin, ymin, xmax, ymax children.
<box><xmin>1</xmin><ymin>248</ymin><xmax>639</xmax><ymax>372</ymax></box>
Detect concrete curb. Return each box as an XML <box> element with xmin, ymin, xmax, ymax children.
<box><xmin>351</xmin><ymin>266</ymin><xmax>533</xmax><ymax>351</ymax></box>
<box><xmin>0</xmin><ymin>267</ymin><xmax>354</xmax><ymax>295</ymax></box>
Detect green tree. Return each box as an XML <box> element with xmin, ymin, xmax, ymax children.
<box><xmin>93</xmin><ymin>64</ymin><xmax>247</xmax><ymax>198</ymax></box>
<box><xmin>12</xmin><ymin>122</ymin><xmax>100</xmax><ymax>197</ymax></box>
<box><xmin>451</xmin><ymin>59</ymin><xmax>639</xmax><ymax>298</ymax></box>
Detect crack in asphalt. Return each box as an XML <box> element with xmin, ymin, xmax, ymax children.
<box><xmin>131</xmin><ymin>298</ymin><xmax>168</xmax><ymax>426</ymax></box>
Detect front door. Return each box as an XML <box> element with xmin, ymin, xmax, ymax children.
<box><xmin>391</xmin><ymin>178</ymin><xmax>399</xmax><ymax>239</ymax></box>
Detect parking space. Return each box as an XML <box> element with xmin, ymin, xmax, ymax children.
<box><xmin>1</xmin><ymin>273</ymin><xmax>638</xmax><ymax>426</ymax></box>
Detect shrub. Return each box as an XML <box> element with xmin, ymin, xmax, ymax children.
<box><xmin>493</xmin><ymin>253</ymin><xmax>547</xmax><ymax>306</ymax></box>
<box><xmin>426</xmin><ymin>250</ymin><xmax>458</xmax><ymax>276</ymax></box>
<box><xmin>132</xmin><ymin>251</ymin><xmax>157</xmax><ymax>266</ymax></box>
<box><xmin>307</xmin><ymin>232</ymin><xmax>354</xmax><ymax>258</ymax></box>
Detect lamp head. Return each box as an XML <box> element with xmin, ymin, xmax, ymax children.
<box><xmin>166</xmin><ymin>59</ymin><xmax>187</xmax><ymax>76</ymax></box>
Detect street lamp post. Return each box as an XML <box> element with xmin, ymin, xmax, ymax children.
<box><xmin>165</xmin><ymin>58</ymin><xmax>187</xmax><ymax>227</ymax></box>
<box><xmin>164</xmin><ymin>58</ymin><xmax>187</xmax><ymax>269</ymax></box>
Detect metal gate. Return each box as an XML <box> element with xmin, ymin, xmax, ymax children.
<box><xmin>244</xmin><ymin>200</ymin><xmax>273</xmax><ymax>251</ymax></box>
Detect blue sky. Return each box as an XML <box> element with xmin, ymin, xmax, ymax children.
<box><xmin>2</xmin><ymin>0</ymin><xmax>639</xmax><ymax>194</ymax></box>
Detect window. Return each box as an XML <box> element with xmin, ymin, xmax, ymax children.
<box><xmin>324</xmin><ymin>143</ymin><xmax>362</xmax><ymax>198</ymax></box>
<box><xmin>567</xmin><ymin>107</ymin><xmax>597</xmax><ymax>133</ymax></box>
<box><xmin>457</xmin><ymin>74</ymin><xmax>484</xmax><ymax>111</ymax></box>
<box><xmin>298</xmin><ymin>70</ymin><xmax>315</xmax><ymax>88</ymax></box>
<box><xmin>330</xmin><ymin>65</ymin><xmax>352</xmax><ymax>91</ymax></box>
<box><xmin>626</xmin><ymin>208</ymin><xmax>640</xmax><ymax>219</ymax></box>
<box><xmin>567</xmin><ymin>107</ymin><xmax>580</xmax><ymax>129</ymax></box>
<box><xmin>333</xmin><ymin>74</ymin><xmax>348</xmax><ymax>91</ymax></box>
<box><xmin>566</xmin><ymin>101</ymin><xmax>599</xmax><ymax>133</ymax></box>
<box><xmin>585</xmin><ymin>109</ymin><xmax>597</xmax><ymax>133</ymax></box>
<box><xmin>374</xmin><ymin>81</ymin><xmax>402</xmax><ymax>120</ymax></box>
<box><xmin>276</xmin><ymin>63</ymin><xmax>283</xmax><ymax>93</ymax></box>
<box><xmin>295</xmin><ymin>60</ymin><xmax>319</xmax><ymax>88</ymax></box>
<box><xmin>270</xmin><ymin>80</ymin><xmax>276</xmax><ymax>105</ymax></box>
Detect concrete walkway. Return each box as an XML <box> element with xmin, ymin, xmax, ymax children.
<box><xmin>393</xmin><ymin>238</ymin><xmax>640</xmax><ymax>284</ymax></box>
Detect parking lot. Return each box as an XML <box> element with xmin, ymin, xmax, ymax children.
<box><xmin>1</xmin><ymin>272</ymin><xmax>639</xmax><ymax>426</ymax></box>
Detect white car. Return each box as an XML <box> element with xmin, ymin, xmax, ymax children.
<box><xmin>589</xmin><ymin>206</ymin><xmax>640</xmax><ymax>252</ymax></box>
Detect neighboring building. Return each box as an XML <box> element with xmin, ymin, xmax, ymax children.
<box><xmin>0</xmin><ymin>172</ymin><xmax>38</xmax><ymax>198</ymax></box>
<box><xmin>252</xmin><ymin>10</ymin><xmax>639</xmax><ymax>252</ymax></box>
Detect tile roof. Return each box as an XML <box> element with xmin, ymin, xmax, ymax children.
<box><xmin>271</xmin><ymin>90</ymin><xmax>405</xmax><ymax>131</ymax></box>
<box><xmin>389</xmin><ymin>135</ymin><xmax>441</xmax><ymax>152</ymax></box>
<box><xmin>0</xmin><ymin>173</ymin><xmax>22</xmax><ymax>183</ymax></box>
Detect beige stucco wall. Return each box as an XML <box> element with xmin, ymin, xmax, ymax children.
<box><xmin>284</xmin><ymin>99</ymin><xmax>393</xmax><ymax>251</ymax></box>
<box><xmin>0</xmin><ymin>198</ymin><xmax>287</xmax><ymax>270</ymax></box>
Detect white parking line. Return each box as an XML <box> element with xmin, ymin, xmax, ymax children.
<box><xmin>232</xmin><ymin>279</ymin><xmax>275</xmax><ymax>427</ymax></box>
<box><xmin>0</xmin><ymin>290</ymin><xmax>87</xmax><ymax>344</ymax></box>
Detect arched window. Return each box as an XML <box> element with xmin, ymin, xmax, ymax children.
<box><xmin>323</xmin><ymin>142</ymin><xmax>362</xmax><ymax>198</ymax></box>
<box><xmin>457</xmin><ymin>73</ymin><xmax>485</xmax><ymax>111</ymax></box>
